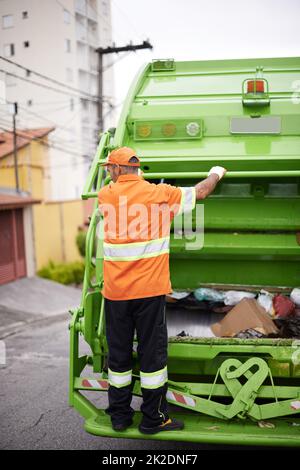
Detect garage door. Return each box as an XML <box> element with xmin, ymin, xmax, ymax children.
<box><xmin>0</xmin><ymin>209</ymin><xmax>26</xmax><ymax>285</ymax></box>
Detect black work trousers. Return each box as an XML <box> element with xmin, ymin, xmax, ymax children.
<box><xmin>104</xmin><ymin>295</ymin><xmax>169</xmax><ymax>427</ymax></box>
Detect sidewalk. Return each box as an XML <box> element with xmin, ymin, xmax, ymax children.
<box><xmin>0</xmin><ymin>277</ymin><xmax>82</xmax><ymax>338</ymax></box>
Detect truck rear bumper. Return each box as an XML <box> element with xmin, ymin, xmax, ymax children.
<box><xmin>83</xmin><ymin>404</ymin><xmax>300</xmax><ymax>447</ymax></box>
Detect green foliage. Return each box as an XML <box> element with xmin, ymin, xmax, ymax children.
<box><xmin>37</xmin><ymin>260</ymin><xmax>86</xmax><ymax>285</ymax></box>
<box><xmin>76</xmin><ymin>228</ymin><xmax>97</xmax><ymax>258</ymax></box>
<box><xmin>76</xmin><ymin>229</ymin><xmax>86</xmax><ymax>257</ymax></box>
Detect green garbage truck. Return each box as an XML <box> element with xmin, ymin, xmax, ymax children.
<box><xmin>69</xmin><ymin>56</ymin><xmax>300</xmax><ymax>447</ymax></box>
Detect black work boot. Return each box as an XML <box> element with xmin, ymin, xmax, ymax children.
<box><xmin>112</xmin><ymin>418</ymin><xmax>133</xmax><ymax>432</ymax></box>
<box><xmin>139</xmin><ymin>417</ymin><xmax>184</xmax><ymax>435</ymax></box>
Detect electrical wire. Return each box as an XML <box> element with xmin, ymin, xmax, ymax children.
<box><xmin>0</xmin><ymin>121</ymin><xmax>99</xmax><ymax>160</ymax></box>
<box><xmin>102</xmin><ymin>50</ymin><xmax>131</xmax><ymax>71</ymax></box>
<box><xmin>17</xmin><ymin>99</ymin><xmax>71</xmax><ymax>106</ymax></box>
<box><xmin>16</xmin><ymin>101</ymin><xmax>113</xmax><ymax>140</ymax></box>
<box><xmin>17</xmin><ymin>103</ymin><xmax>100</xmax><ymax>136</ymax></box>
<box><xmin>111</xmin><ymin>0</ymin><xmax>145</xmax><ymax>43</ymax></box>
<box><xmin>0</xmin><ymin>95</ymin><xmax>114</xmax><ymax>150</ymax></box>
<box><xmin>0</xmin><ymin>124</ymin><xmax>90</xmax><ymax>159</ymax></box>
<box><xmin>0</xmin><ymin>55</ymin><xmax>110</xmax><ymax>103</ymax></box>
<box><xmin>0</xmin><ymin>68</ymin><xmax>104</xmax><ymax>104</ymax></box>
<box><xmin>1</xmin><ymin>110</ymin><xmax>98</xmax><ymax>148</ymax></box>
<box><xmin>0</xmin><ymin>113</ymin><xmax>98</xmax><ymax>152</ymax></box>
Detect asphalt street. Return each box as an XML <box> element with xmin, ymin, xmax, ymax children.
<box><xmin>0</xmin><ymin>313</ymin><xmax>277</xmax><ymax>451</ymax></box>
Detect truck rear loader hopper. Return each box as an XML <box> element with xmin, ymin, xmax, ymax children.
<box><xmin>69</xmin><ymin>57</ymin><xmax>300</xmax><ymax>447</ymax></box>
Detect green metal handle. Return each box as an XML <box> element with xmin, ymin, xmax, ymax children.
<box><xmin>82</xmin><ymin>192</ymin><xmax>99</xmax><ymax>199</ymax></box>
<box><xmin>82</xmin><ymin>170</ymin><xmax>300</xmax><ymax>199</ymax></box>
<box><xmin>82</xmin><ymin>178</ymin><xmax>111</xmax><ymax>200</ymax></box>
<box><xmin>143</xmin><ymin>170</ymin><xmax>300</xmax><ymax>179</ymax></box>
<box><xmin>80</xmin><ymin>211</ymin><xmax>97</xmax><ymax>306</ymax></box>
<box><xmin>81</xmin><ymin>132</ymin><xmax>110</xmax><ymax>200</ymax></box>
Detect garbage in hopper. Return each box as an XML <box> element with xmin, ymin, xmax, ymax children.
<box><xmin>257</xmin><ymin>289</ymin><xmax>274</xmax><ymax>316</ymax></box>
<box><xmin>290</xmin><ymin>288</ymin><xmax>300</xmax><ymax>306</ymax></box>
<box><xmin>211</xmin><ymin>298</ymin><xmax>279</xmax><ymax>337</ymax></box>
<box><xmin>273</xmin><ymin>295</ymin><xmax>296</xmax><ymax>318</ymax></box>
<box><xmin>223</xmin><ymin>290</ymin><xmax>256</xmax><ymax>306</ymax></box>
<box><xmin>194</xmin><ymin>287</ymin><xmax>225</xmax><ymax>302</ymax></box>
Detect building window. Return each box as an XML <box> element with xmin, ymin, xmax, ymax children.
<box><xmin>24</xmin><ymin>41</ymin><xmax>30</xmax><ymax>48</ymax></box>
<box><xmin>65</xmin><ymin>39</ymin><xmax>71</xmax><ymax>53</ymax></box>
<box><xmin>64</xmin><ymin>9</ymin><xmax>71</xmax><ymax>23</ymax></box>
<box><xmin>2</xmin><ymin>15</ymin><xmax>13</xmax><ymax>29</ymax></box>
<box><xmin>5</xmin><ymin>73</ymin><xmax>16</xmax><ymax>87</ymax></box>
<box><xmin>4</xmin><ymin>43</ymin><xmax>15</xmax><ymax>57</ymax></box>
<box><xmin>81</xmin><ymin>99</ymin><xmax>88</xmax><ymax>111</ymax></box>
<box><xmin>66</xmin><ymin>68</ymin><xmax>73</xmax><ymax>82</ymax></box>
<box><xmin>22</xmin><ymin>11</ymin><xmax>28</xmax><ymax>19</ymax></box>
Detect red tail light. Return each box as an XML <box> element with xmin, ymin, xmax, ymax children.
<box><xmin>247</xmin><ymin>80</ymin><xmax>265</xmax><ymax>93</ymax></box>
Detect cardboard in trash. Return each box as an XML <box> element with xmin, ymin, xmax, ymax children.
<box><xmin>211</xmin><ymin>298</ymin><xmax>279</xmax><ymax>337</ymax></box>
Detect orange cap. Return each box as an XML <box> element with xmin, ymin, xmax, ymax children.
<box><xmin>101</xmin><ymin>147</ymin><xmax>140</xmax><ymax>167</ymax></box>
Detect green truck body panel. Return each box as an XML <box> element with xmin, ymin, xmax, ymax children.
<box><xmin>70</xmin><ymin>57</ymin><xmax>300</xmax><ymax>446</ymax></box>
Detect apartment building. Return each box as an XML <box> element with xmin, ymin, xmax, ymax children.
<box><xmin>0</xmin><ymin>0</ymin><xmax>115</xmax><ymax>200</ymax></box>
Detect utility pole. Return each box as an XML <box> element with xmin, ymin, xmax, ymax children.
<box><xmin>95</xmin><ymin>40</ymin><xmax>153</xmax><ymax>132</ymax></box>
<box><xmin>12</xmin><ymin>102</ymin><xmax>20</xmax><ymax>193</ymax></box>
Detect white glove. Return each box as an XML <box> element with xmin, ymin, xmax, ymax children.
<box><xmin>208</xmin><ymin>166</ymin><xmax>227</xmax><ymax>180</ymax></box>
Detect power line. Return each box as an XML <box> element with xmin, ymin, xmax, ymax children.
<box><xmin>15</xmin><ymin>103</ymin><xmax>101</xmax><ymax>142</ymax></box>
<box><xmin>17</xmin><ymin>102</ymin><xmax>97</xmax><ymax>135</ymax></box>
<box><xmin>0</xmin><ymin>124</ymin><xmax>89</xmax><ymax>159</ymax></box>
<box><xmin>0</xmin><ymin>123</ymin><xmax>88</xmax><ymax>160</ymax></box>
<box><xmin>55</xmin><ymin>0</ymin><xmax>76</xmax><ymax>18</ymax></box>
<box><xmin>111</xmin><ymin>0</ymin><xmax>145</xmax><ymax>43</ymax></box>
<box><xmin>0</xmin><ymin>117</ymin><xmax>98</xmax><ymax>157</ymax></box>
<box><xmin>0</xmin><ymin>55</ymin><xmax>111</xmax><ymax>103</ymax></box>
<box><xmin>32</xmin><ymin>103</ymin><xmax>76</xmax><ymax>114</ymax></box>
<box><xmin>17</xmin><ymin>99</ymin><xmax>71</xmax><ymax>106</ymax></box>
<box><xmin>0</xmin><ymin>68</ymin><xmax>106</xmax><ymax>104</ymax></box>
<box><xmin>0</xmin><ymin>99</ymin><xmax>104</xmax><ymax>151</ymax></box>
<box><xmin>102</xmin><ymin>50</ymin><xmax>131</xmax><ymax>71</ymax></box>
<box><xmin>96</xmin><ymin>41</ymin><xmax>152</xmax><ymax>130</ymax></box>
<box><xmin>1</xmin><ymin>102</ymin><xmax>102</xmax><ymax>162</ymax></box>
<box><xmin>0</xmin><ymin>121</ymin><xmax>99</xmax><ymax>170</ymax></box>
<box><xmin>17</xmin><ymin>101</ymin><xmax>109</xmax><ymax>138</ymax></box>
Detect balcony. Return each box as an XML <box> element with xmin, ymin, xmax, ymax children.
<box><xmin>87</xmin><ymin>4</ymin><xmax>97</xmax><ymax>22</ymax></box>
<box><xmin>75</xmin><ymin>0</ymin><xmax>87</xmax><ymax>16</ymax></box>
<box><xmin>75</xmin><ymin>20</ymin><xmax>87</xmax><ymax>43</ymax></box>
<box><xmin>87</xmin><ymin>18</ymin><xmax>98</xmax><ymax>43</ymax></box>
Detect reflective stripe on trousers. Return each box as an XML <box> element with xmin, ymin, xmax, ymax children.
<box><xmin>108</xmin><ymin>368</ymin><xmax>132</xmax><ymax>388</ymax></box>
<box><xmin>140</xmin><ymin>366</ymin><xmax>168</xmax><ymax>389</ymax></box>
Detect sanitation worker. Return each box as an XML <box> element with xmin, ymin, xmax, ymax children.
<box><xmin>98</xmin><ymin>147</ymin><xmax>226</xmax><ymax>434</ymax></box>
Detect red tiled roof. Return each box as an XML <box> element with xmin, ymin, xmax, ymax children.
<box><xmin>0</xmin><ymin>193</ymin><xmax>41</xmax><ymax>210</ymax></box>
<box><xmin>0</xmin><ymin>127</ymin><xmax>55</xmax><ymax>159</ymax></box>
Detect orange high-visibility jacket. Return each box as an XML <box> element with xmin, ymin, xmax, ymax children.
<box><xmin>98</xmin><ymin>174</ymin><xmax>196</xmax><ymax>300</ymax></box>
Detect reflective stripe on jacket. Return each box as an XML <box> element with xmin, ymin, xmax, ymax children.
<box><xmin>98</xmin><ymin>174</ymin><xmax>196</xmax><ymax>300</ymax></box>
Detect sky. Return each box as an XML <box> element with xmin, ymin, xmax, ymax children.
<box><xmin>110</xmin><ymin>0</ymin><xmax>300</xmax><ymax>121</ymax></box>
